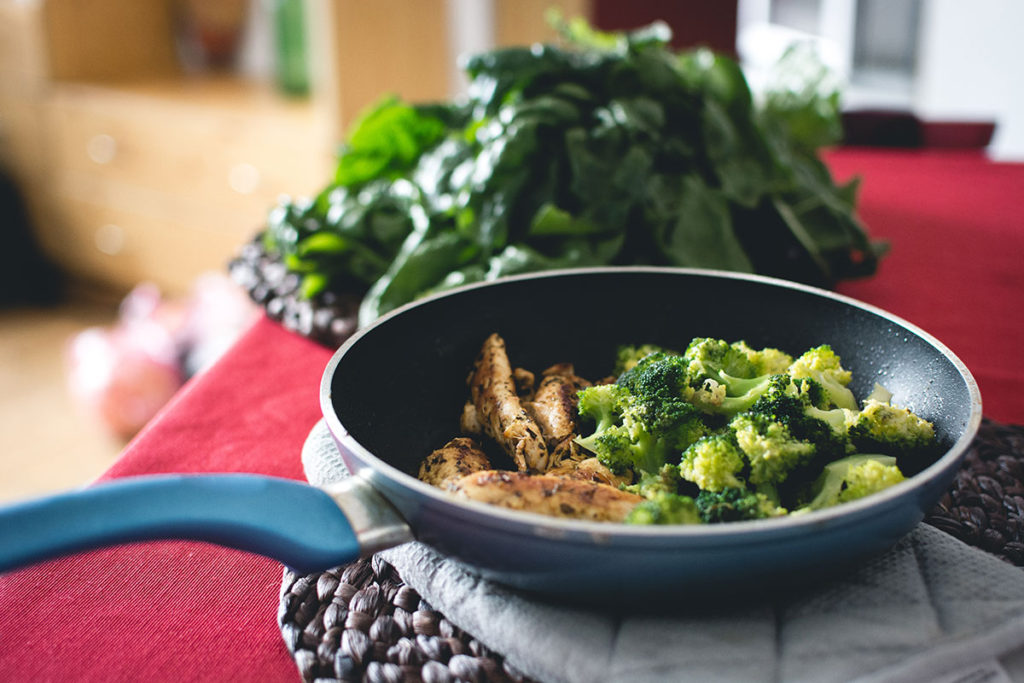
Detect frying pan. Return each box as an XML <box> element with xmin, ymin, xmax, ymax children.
<box><xmin>0</xmin><ymin>268</ymin><xmax>982</xmax><ymax>601</ymax></box>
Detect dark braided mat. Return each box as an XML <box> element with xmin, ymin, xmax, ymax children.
<box><xmin>925</xmin><ymin>417</ymin><xmax>1024</xmax><ymax>564</ymax></box>
<box><xmin>278</xmin><ymin>555</ymin><xmax>535</xmax><ymax>683</ymax></box>
<box><xmin>235</xmin><ymin>241</ymin><xmax>1024</xmax><ymax>680</ymax></box>
<box><xmin>229</xmin><ymin>238</ymin><xmax>361</xmax><ymax>349</ymax></box>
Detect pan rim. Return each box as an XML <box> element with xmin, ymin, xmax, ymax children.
<box><xmin>320</xmin><ymin>265</ymin><xmax>983</xmax><ymax>541</ymax></box>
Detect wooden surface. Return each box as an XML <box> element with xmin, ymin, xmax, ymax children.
<box><xmin>321</xmin><ymin>0</ymin><xmax>451</xmax><ymax>128</ymax></box>
<box><xmin>495</xmin><ymin>0</ymin><xmax>591</xmax><ymax>46</ymax></box>
<box><xmin>29</xmin><ymin>77</ymin><xmax>334</xmax><ymax>296</ymax></box>
<box><xmin>42</xmin><ymin>0</ymin><xmax>180</xmax><ymax>82</ymax></box>
<box><xmin>0</xmin><ymin>295</ymin><xmax>123</xmax><ymax>504</ymax></box>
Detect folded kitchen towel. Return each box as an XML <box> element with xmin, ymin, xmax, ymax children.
<box><xmin>301</xmin><ymin>420</ymin><xmax>1024</xmax><ymax>683</ymax></box>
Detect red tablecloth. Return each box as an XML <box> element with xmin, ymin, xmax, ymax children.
<box><xmin>1</xmin><ymin>148</ymin><xmax>1022</xmax><ymax>681</ymax></box>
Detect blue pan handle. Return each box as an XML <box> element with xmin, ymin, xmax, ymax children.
<box><xmin>0</xmin><ymin>474</ymin><xmax>412</xmax><ymax>575</ymax></box>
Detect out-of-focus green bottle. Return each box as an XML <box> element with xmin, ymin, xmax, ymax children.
<box><xmin>272</xmin><ymin>0</ymin><xmax>309</xmax><ymax>96</ymax></box>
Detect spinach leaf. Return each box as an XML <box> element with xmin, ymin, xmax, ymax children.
<box><xmin>334</xmin><ymin>97</ymin><xmax>448</xmax><ymax>188</ymax></box>
<box><xmin>651</xmin><ymin>175</ymin><xmax>753</xmax><ymax>271</ymax></box>
<box><xmin>358</xmin><ymin>230</ymin><xmax>479</xmax><ymax>326</ymax></box>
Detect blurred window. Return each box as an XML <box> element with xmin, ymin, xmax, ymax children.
<box><xmin>852</xmin><ymin>0</ymin><xmax>921</xmax><ymax>87</ymax></box>
<box><xmin>769</xmin><ymin>0</ymin><xmax>820</xmax><ymax>34</ymax></box>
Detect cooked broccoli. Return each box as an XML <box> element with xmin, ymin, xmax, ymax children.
<box><xmin>848</xmin><ymin>397</ymin><xmax>936</xmax><ymax>455</ymax></box>
<box><xmin>626</xmin><ymin>492</ymin><xmax>702</xmax><ymax>525</ymax></box>
<box><xmin>576</xmin><ymin>382</ymin><xmax>632</xmax><ymax>434</ymax></box>
<box><xmin>615</xmin><ymin>348</ymin><xmax>689</xmax><ymax>396</ymax></box>
<box><xmin>843</xmin><ymin>458</ymin><xmax>906</xmax><ymax>500</ymax></box>
<box><xmin>581</xmin><ymin>340</ymin><xmax>935</xmax><ymax>525</ymax></box>
<box><xmin>731</xmin><ymin>340</ymin><xmax>794</xmax><ymax>375</ymax></box>
<box><xmin>679</xmin><ymin>432</ymin><xmax>746</xmax><ymax>492</ymax></box>
<box><xmin>623</xmin><ymin>463</ymin><xmax>683</xmax><ymax>497</ymax></box>
<box><xmin>614</xmin><ymin>343</ymin><xmax>677</xmax><ymax>375</ymax></box>
<box><xmin>623</xmin><ymin>464</ymin><xmax>702</xmax><ymax>525</ymax></box>
<box><xmin>695</xmin><ymin>487</ymin><xmax>787</xmax><ymax>523</ymax></box>
<box><xmin>722</xmin><ymin>372</ymin><xmax>852</xmax><ymax>488</ymax></box>
<box><xmin>787</xmin><ymin>345</ymin><xmax>858</xmax><ymax>410</ymax></box>
<box><xmin>753</xmin><ymin>375</ymin><xmax>853</xmax><ymax>452</ymax></box>
<box><xmin>576</xmin><ymin>366</ymin><xmax>707</xmax><ymax>475</ymax></box>
<box><xmin>791</xmin><ymin>375</ymin><xmax>832</xmax><ymax>410</ymax></box>
<box><xmin>790</xmin><ymin>379</ymin><xmax>936</xmax><ymax>457</ymax></box>
<box><xmin>729</xmin><ymin>411</ymin><xmax>818</xmax><ymax>486</ymax></box>
<box><xmin>798</xmin><ymin>454</ymin><xmax>905</xmax><ymax>511</ymax></box>
<box><xmin>678</xmin><ymin>338</ymin><xmax>791</xmax><ymax>416</ymax></box>
<box><xmin>683</xmin><ymin>337</ymin><xmax>760</xmax><ymax>379</ymax></box>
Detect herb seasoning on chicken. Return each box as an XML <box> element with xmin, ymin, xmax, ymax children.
<box><xmin>448</xmin><ymin>471</ymin><xmax>643</xmax><ymax>522</ymax></box>
<box><xmin>468</xmin><ymin>333</ymin><xmax>549</xmax><ymax>473</ymax></box>
<box><xmin>417</xmin><ymin>437</ymin><xmax>491</xmax><ymax>489</ymax></box>
<box><xmin>524</xmin><ymin>363</ymin><xmax>589</xmax><ymax>468</ymax></box>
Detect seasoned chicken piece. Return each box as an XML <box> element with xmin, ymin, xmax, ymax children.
<box><xmin>448</xmin><ymin>470</ymin><xmax>643</xmax><ymax>522</ymax></box>
<box><xmin>460</xmin><ymin>401</ymin><xmax>483</xmax><ymax>436</ymax></box>
<box><xmin>524</xmin><ymin>363</ymin><xmax>590</xmax><ymax>469</ymax></box>
<box><xmin>417</xmin><ymin>437</ymin><xmax>491</xmax><ymax>489</ymax></box>
<box><xmin>546</xmin><ymin>457</ymin><xmax>631</xmax><ymax>488</ymax></box>
<box><xmin>512</xmin><ymin>367</ymin><xmax>536</xmax><ymax>401</ymax></box>
<box><xmin>544</xmin><ymin>455</ymin><xmax>584</xmax><ymax>479</ymax></box>
<box><xmin>468</xmin><ymin>334</ymin><xmax>549</xmax><ymax>472</ymax></box>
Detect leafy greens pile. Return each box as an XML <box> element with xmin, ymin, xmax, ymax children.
<box><xmin>262</xmin><ymin>19</ymin><xmax>885</xmax><ymax>328</ymax></box>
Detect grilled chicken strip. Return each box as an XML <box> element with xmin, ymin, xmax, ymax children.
<box><xmin>546</xmin><ymin>456</ymin><xmax>631</xmax><ymax>488</ymax></box>
<box><xmin>468</xmin><ymin>334</ymin><xmax>549</xmax><ymax>472</ymax></box>
<box><xmin>460</xmin><ymin>401</ymin><xmax>483</xmax><ymax>436</ymax></box>
<box><xmin>449</xmin><ymin>470</ymin><xmax>643</xmax><ymax>522</ymax></box>
<box><xmin>417</xmin><ymin>437</ymin><xmax>491</xmax><ymax>489</ymax></box>
<box><xmin>524</xmin><ymin>363</ymin><xmax>590</xmax><ymax>468</ymax></box>
<box><xmin>512</xmin><ymin>367</ymin><xmax>536</xmax><ymax>401</ymax></box>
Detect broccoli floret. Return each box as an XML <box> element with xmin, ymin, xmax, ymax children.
<box><xmin>747</xmin><ymin>374</ymin><xmax>854</xmax><ymax>460</ymax></box>
<box><xmin>695</xmin><ymin>487</ymin><xmax>787</xmax><ymax>524</ymax></box>
<box><xmin>626</xmin><ymin>492</ymin><xmax>702</xmax><ymax>525</ymax></box>
<box><xmin>843</xmin><ymin>458</ymin><xmax>906</xmax><ymax>500</ymax></box>
<box><xmin>731</xmin><ymin>340</ymin><xmax>794</xmax><ymax>376</ymax></box>
<box><xmin>576</xmin><ymin>383</ymin><xmax>632</xmax><ymax>433</ymax></box>
<box><xmin>615</xmin><ymin>349</ymin><xmax>689</xmax><ymax>398</ymax></box>
<box><xmin>576</xmin><ymin>365</ymin><xmax>707</xmax><ymax>476</ymax></box>
<box><xmin>683</xmin><ymin>337</ymin><xmax>758</xmax><ymax>378</ymax></box>
<box><xmin>614</xmin><ymin>344</ymin><xmax>677</xmax><ymax>376</ymax></box>
<box><xmin>787</xmin><ymin>345</ymin><xmax>858</xmax><ymax>410</ymax></box>
<box><xmin>678</xmin><ymin>338</ymin><xmax>786</xmax><ymax>416</ymax></box>
<box><xmin>623</xmin><ymin>464</ymin><xmax>702</xmax><ymax>525</ymax></box>
<box><xmin>798</xmin><ymin>454</ymin><xmax>906</xmax><ymax>511</ymax></box>
<box><xmin>623</xmin><ymin>463</ymin><xmax>683</xmax><ymax>497</ymax></box>
<box><xmin>619</xmin><ymin>398</ymin><xmax>707</xmax><ymax>474</ymax></box>
<box><xmin>575</xmin><ymin>424</ymin><xmax>638</xmax><ymax>473</ymax></box>
<box><xmin>729</xmin><ymin>412</ymin><xmax>818</xmax><ymax>486</ymax></box>
<box><xmin>847</xmin><ymin>398</ymin><xmax>936</xmax><ymax>455</ymax></box>
<box><xmin>679</xmin><ymin>433</ymin><xmax>745</xmax><ymax>492</ymax></box>
<box><xmin>791</xmin><ymin>376</ymin><xmax>831</xmax><ymax>410</ymax></box>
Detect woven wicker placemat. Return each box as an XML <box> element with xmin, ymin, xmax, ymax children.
<box><xmin>230</xmin><ymin>239</ymin><xmax>361</xmax><ymax>349</ymax></box>
<box><xmin>278</xmin><ymin>555</ymin><xmax>535</xmax><ymax>683</ymax></box>
<box><xmin>924</xmin><ymin>418</ymin><xmax>1024</xmax><ymax>563</ymax></box>
<box><xmin>232</xmin><ymin>244</ymin><xmax>1024</xmax><ymax>680</ymax></box>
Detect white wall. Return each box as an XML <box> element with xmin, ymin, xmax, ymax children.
<box><xmin>915</xmin><ymin>0</ymin><xmax>1024</xmax><ymax>160</ymax></box>
<box><xmin>737</xmin><ymin>0</ymin><xmax>1024</xmax><ymax>160</ymax></box>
